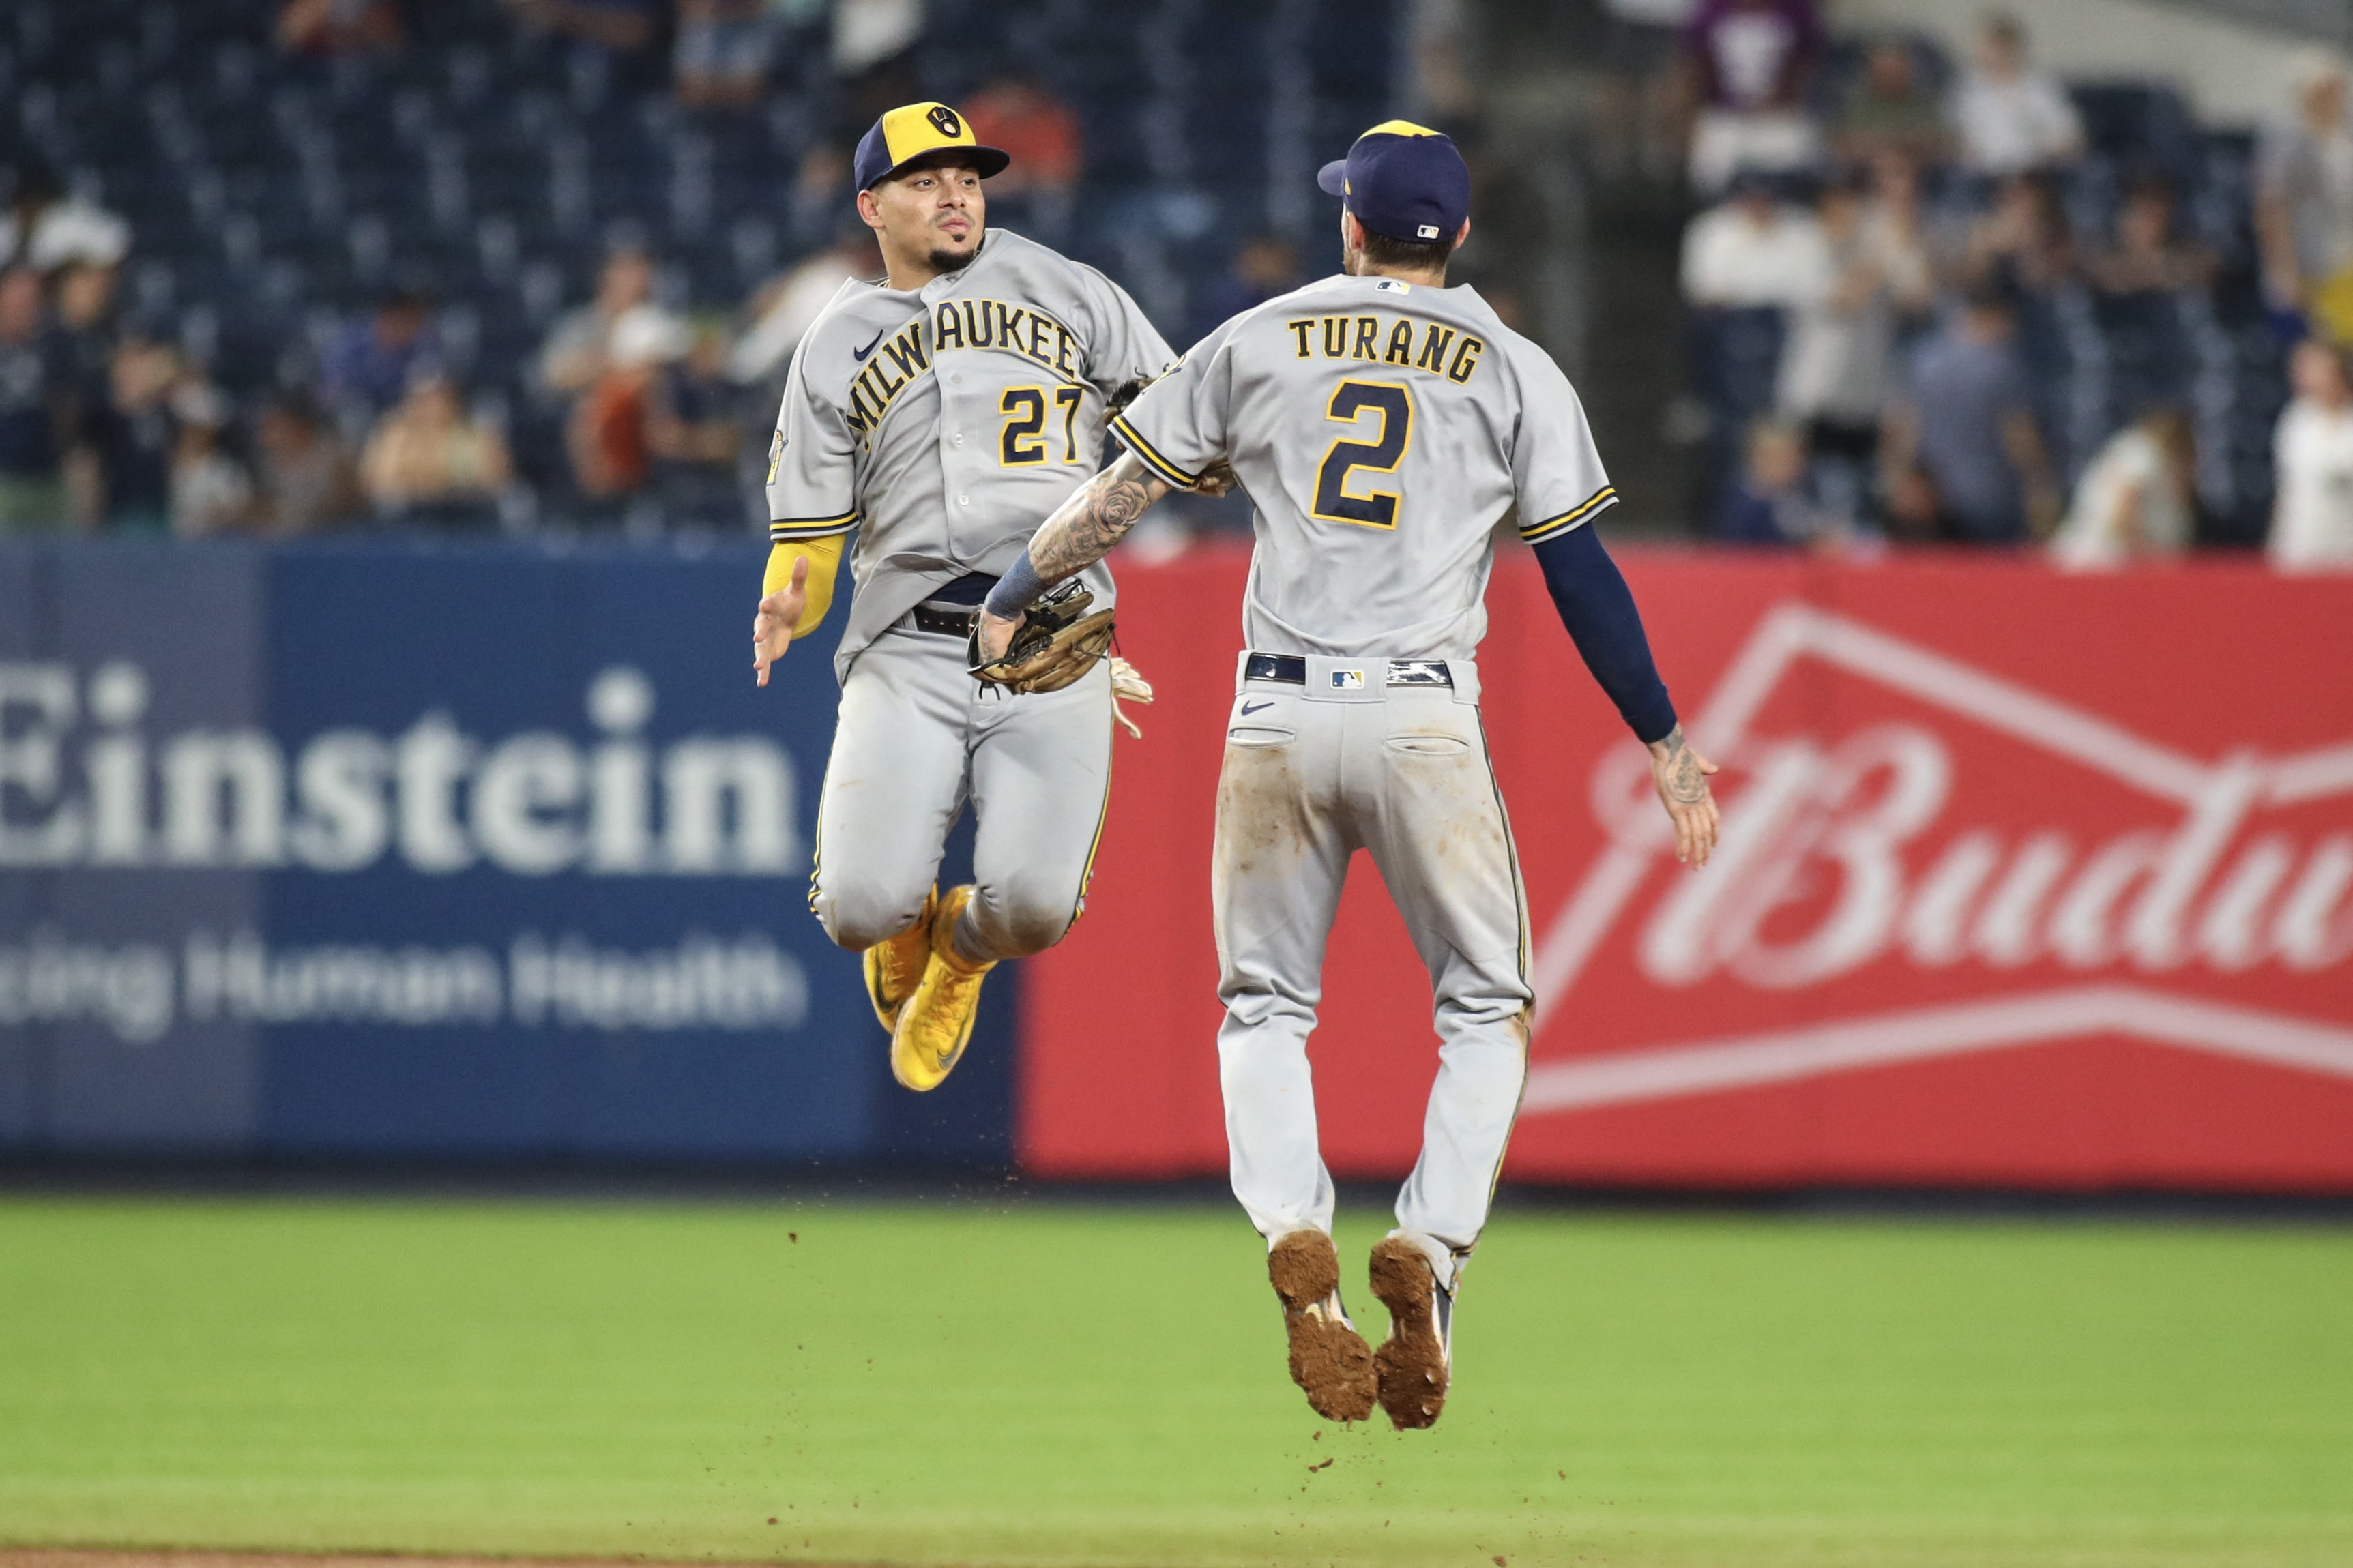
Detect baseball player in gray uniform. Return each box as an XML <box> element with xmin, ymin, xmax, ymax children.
<box><xmin>750</xmin><ymin>101</ymin><xmax>1176</xmax><ymax>1093</ymax></box>
<box><xmin>977</xmin><ymin>122</ymin><xmax>1721</xmax><ymax>1428</ymax></box>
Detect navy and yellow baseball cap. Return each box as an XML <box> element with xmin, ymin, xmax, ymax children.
<box><xmin>1315</xmin><ymin>120</ymin><xmax>1470</xmax><ymax>245</ymax></box>
<box><xmin>853</xmin><ymin>102</ymin><xmax>1010</xmax><ymax>191</ymax></box>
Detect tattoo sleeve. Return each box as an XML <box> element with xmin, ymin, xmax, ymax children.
<box><xmin>1658</xmin><ymin>723</ymin><xmax>1708</xmax><ymax>805</ymax></box>
<box><xmin>1027</xmin><ymin>452</ymin><xmax>1171</xmax><ymax>585</ymax></box>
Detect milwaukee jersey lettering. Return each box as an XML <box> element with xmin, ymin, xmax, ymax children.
<box><xmin>765</xmin><ymin>228</ymin><xmax>1173</xmax><ymax>680</ymax></box>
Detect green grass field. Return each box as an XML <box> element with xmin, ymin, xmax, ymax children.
<box><xmin>1</xmin><ymin>1197</ymin><xmax>2349</xmax><ymax>1568</ymax></box>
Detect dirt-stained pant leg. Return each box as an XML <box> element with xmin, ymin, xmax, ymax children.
<box><xmin>810</xmin><ymin>628</ymin><xmax>970</xmax><ymax>951</ymax></box>
<box><xmin>1358</xmin><ymin>688</ymin><xmax>1533</xmax><ymax>1293</ymax></box>
<box><xmin>964</xmin><ymin>658</ymin><xmax>1115</xmax><ymax>961</ymax></box>
<box><xmin>1214</xmin><ymin>681</ymin><xmax>1352</xmax><ymax>1244</ymax></box>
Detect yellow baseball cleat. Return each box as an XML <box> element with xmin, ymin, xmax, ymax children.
<box><xmin>888</xmin><ymin>885</ymin><xmax>995</xmax><ymax>1092</ymax></box>
<box><xmin>862</xmin><ymin>885</ymin><xmax>937</xmax><ymax>1033</ymax></box>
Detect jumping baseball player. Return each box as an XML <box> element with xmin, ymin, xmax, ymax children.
<box><xmin>751</xmin><ymin>101</ymin><xmax>1180</xmax><ymax>1092</ymax></box>
<box><xmin>976</xmin><ymin>122</ymin><xmax>1720</xmax><ymax>1428</ymax></box>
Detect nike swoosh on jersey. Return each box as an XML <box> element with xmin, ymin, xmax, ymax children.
<box><xmin>852</xmin><ymin>329</ymin><xmax>885</xmax><ymax>361</ymax></box>
<box><xmin>1240</xmin><ymin>700</ymin><xmax>1275</xmax><ymax>715</ymax></box>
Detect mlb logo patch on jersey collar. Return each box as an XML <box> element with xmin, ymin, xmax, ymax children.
<box><xmin>1331</xmin><ymin>668</ymin><xmax>1367</xmax><ymax>690</ymax></box>
<box><xmin>1374</xmin><ymin>278</ymin><xmax>1411</xmax><ymax>293</ymax></box>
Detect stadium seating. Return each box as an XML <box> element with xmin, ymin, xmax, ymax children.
<box><xmin>3</xmin><ymin>0</ymin><xmax>1394</xmax><ymax>529</ymax></box>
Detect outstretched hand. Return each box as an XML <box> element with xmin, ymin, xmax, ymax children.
<box><xmin>1647</xmin><ymin>724</ymin><xmax>1721</xmax><ymax>868</ymax></box>
<box><xmin>752</xmin><ymin>555</ymin><xmax>810</xmax><ymax>687</ymax></box>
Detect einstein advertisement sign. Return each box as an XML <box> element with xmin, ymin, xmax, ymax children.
<box><xmin>0</xmin><ymin>543</ymin><xmax>905</xmax><ymax>1161</ymax></box>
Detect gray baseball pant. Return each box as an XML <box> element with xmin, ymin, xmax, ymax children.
<box><xmin>1214</xmin><ymin>654</ymin><xmax>1532</xmax><ymax>1293</ymax></box>
<box><xmin>810</xmin><ymin>623</ymin><xmax>1113</xmax><ymax>964</ymax></box>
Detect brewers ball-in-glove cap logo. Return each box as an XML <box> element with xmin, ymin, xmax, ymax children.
<box><xmin>1315</xmin><ymin>120</ymin><xmax>1470</xmax><ymax>246</ymax></box>
<box><xmin>853</xmin><ymin>100</ymin><xmax>1012</xmax><ymax>191</ymax></box>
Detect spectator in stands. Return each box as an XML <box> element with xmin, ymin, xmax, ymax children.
<box><xmin>1882</xmin><ymin>461</ymin><xmax>1942</xmax><ymax>541</ymax></box>
<box><xmin>567</xmin><ymin>306</ymin><xmax>685</xmax><ymax>503</ymax></box>
<box><xmin>1863</xmin><ymin>151</ymin><xmax>1948</xmax><ymax>303</ymax></box>
<box><xmin>2269</xmin><ymin>338</ymin><xmax>2353</xmax><ymax>570</ymax></box>
<box><xmin>1680</xmin><ymin>168</ymin><xmax>1825</xmax><ymax>310</ymax></box>
<box><xmin>675</xmin><ymin>0</ymin><xmax>775</xmax><ymax>110</ymax></box>
<box><xmin>1193</xmin><ymin>237</ymin><xmax>1304</xmax><ymax>346</ymax></box>
<box><xmin>2256</xmin><ymin>53</ymin><xmax>2353</xmax><ymax>340</ymax></box>
<box><xmin>1678</xmin><ymin>0</ymin><xmax>1825</xmax><ymax>196</ymax></box>
<box><xmin>730</xmin><ymin>225</ymin><xmax>879</xmax><ymax>387</ymax></box>
<box><xmin>89</xmin><ymin>335</ymin><xmax>180</xmax><ymax>533</ymax></box>
<box><xmin>1948</xmin><ymin>14</ymin><xmax>2083</xmax><ymax>178</ymax></box>
<box><xmin>2086</xmin><ymin>176</ymin><xmax>2217</xmax><ymax>298</ymax></box>
<box><xmin>0</xmin><ymin>163</ymin><xmax>132</xmax><ymax>276</ymax></box>
<box><xmin>538</xmin><ymin>246</ymin><xmax>673</xmax><ymax>394</ymax></box>
<box><xmin>1713</xmin><ymin>419</ymin><xmax>1828</xmax><ymax>546</ymax></box>
<box><xmin>276</xmin><ymin>0</ymin><xmax>403</xmax><ymax>57</ymax></box>
<box><xmin>319</xmin><ymin>288</ymin><xmax>440</xmax><ymax>421</ymax></box>
<box><xmin>0</xmin><ymin>267</ymin><xmax>72</xmax><ymax>531</ymax></box>
<box><xmin>1962</xmin><ymin>173</ymin><xmax>2079</xmax><ymax>297</ymax></box>
<box><xmin>1830</xmin><ymin>39</ymin><xmax>1948</xmax><ymax>165</ymax></box>
<box><xmin>647</xmin><ymin>321</ymin><xmax>744</xmax><ymax>528</ymax></box>
<box><xmin>1406</xmin><ymin>0</ymin><xmax>1478</xmax><ymax>130</ymax></box>
<box><xmin>362</xmin><ymin>370</ymin><xmax>513</xmax><ymax>526</ymax></box>
<box><xmin>1779</xmin><ymin>170</ymin><xmax>1931</xmax><ymax>526</ymax></box>
<box><xmin>56</xmin><ymin>259</ymin><xmax>118</xmax><ymax>383</ymax></box>
<box><xmin>1881</xmin><ymin>283</ymin><xmax>2058</xmax><ymax>544</ymax></box>
<box><xmin>2050</xmin><ymin>407</ymin><xmax>2197</xmax><ymax>568</ymax></box>
<box><xmin>168</xmin><ymin>383</ymin><xmax>255</xmax><ymax>537</ymax></box>
<box><xmin>1594</xmin><ymin>0</ymin><xmax>1691</xmax><ymax>183</ymax></box>
<box><xmin>963</xmin><ymin>72</ymin><xmax>1082</xmax><ymax>244</ymax></box>
<box><xmin>253</xmin><ymin>393</ymin><xmax>364</xmax><ymax>533</ymax></box>
<box><xmin>832</xmin><ymin>0</ymin><xmax>923</xmax><ymax>84</ymax></box>
<box><xmin>503</xmin><ymin>0</ymin><xmax>659</xmax><ymax>55</ymax></box>
<box><xmin>55</xmin><ymin>260</ymin><xmax>121</xmax><ymax>524</ymax></box>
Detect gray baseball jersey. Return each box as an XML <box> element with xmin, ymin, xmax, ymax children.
<box><xmin>1110</xmin><ymin>272</ymin><xmax>1615</xmax><ymax>662</ymax></box>
<box><xmin>765</xmin><ymin>227</ymin><xmax>1175</xmax><ymax>681</ymax></box>
<box><xmin>1115</xmin><ymin>271</ymin><xmax>1617</xmax><ymax>1294</ymax></box>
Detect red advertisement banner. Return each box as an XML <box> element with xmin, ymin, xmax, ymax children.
<box><xmin>1020</xmin><ymin>548</ymin><xmax>2353</xmax><ymax>1192</ymax></box>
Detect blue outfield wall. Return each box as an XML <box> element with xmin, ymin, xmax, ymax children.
<box><xmin>0</xmin><ymin>540</ymin><xmax>1013</xmax><ymax>1166</ymax></box>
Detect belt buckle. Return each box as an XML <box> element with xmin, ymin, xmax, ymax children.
<box><xmin>1386</xmin><ymin>660</ymin><xmax>1450</xmax><ymax>688</ymax></box>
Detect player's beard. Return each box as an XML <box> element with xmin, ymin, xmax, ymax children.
<box><xmin>926</xmin><ymin>235</ymin><xmax>982</xmax><ymax>274</ymax></box>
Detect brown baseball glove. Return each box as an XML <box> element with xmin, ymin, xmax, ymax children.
<box><xmin>968</xmin><ymin>580</ymin><xmax>1116</xmax><ymax>695</ymax></box>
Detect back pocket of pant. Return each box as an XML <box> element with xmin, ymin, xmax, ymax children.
<box><xmin>1385</xmin><ymin>733</ymin><xmax>1470</xmax><ymax>757</ymax></box>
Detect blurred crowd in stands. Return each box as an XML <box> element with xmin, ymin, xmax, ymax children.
<box><xmin>0</xmin><ymin>0</ymin><xmax>1129</xmax><ymax>542</ymax></box>
<box><xmin>5</xmin><ymin>0</ymin><xmax>2350</xmax><ymax>571</ymax></box>
<box><xmin>1653</xmin><ymin>1</ymin><xmax>2353</xmax><ymax>569</ymax></box>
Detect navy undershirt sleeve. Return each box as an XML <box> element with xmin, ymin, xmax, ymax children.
<box><xmin>1530</xmin><ymin>522</ymin><xmax>1678</xmax><ymax>745</ymax></box>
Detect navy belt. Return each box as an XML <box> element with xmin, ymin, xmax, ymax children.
<box><xmin>1244</xmin><ymin>653</ymin><xmax>1452</xmax><ymax>688</ymax></box>
<box><xmin>907</xmin><ymin>603</ymin><xmax>979</xmax><ymax>638</ymax></box>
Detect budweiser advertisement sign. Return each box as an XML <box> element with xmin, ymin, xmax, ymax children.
<box><xmin>1019</xmin><ymin>552</ymin><xmax>2353</xmax><ymax>1192</ymax></box>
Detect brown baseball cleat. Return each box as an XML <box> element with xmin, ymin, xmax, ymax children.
<box><xmin>1267</xmin><ymin>1229</ymin><xmax>1377</xmax><ymax>1423</ymax></box>
<box><xmin>862</xmin><ymin>885</ymin><xmax>937</xmax><ymax>1033</ymax></box>
<box><xmin>1369</xmin><ymin>1234</ymin><xmax>1453</xmax><ymax>1430</ymax></box>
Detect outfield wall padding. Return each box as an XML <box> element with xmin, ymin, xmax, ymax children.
<box><xmin>0</xmin><ymin>540</ymin><xmax>1011</xmax><ymax>1165</ymax></box>
<box><xmin>1019</xmin><ymin>548</ymin><xmax>2353</xmax><ymax>1194</ymax></box>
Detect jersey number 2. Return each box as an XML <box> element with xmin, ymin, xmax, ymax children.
<box><xmin>1002</xmin><ymin>385</ymin><xmax>1085</xmax><ymax>466</ymax></box>
<box><xmin>1313</xmin><ymin>381</ymin><xmax>1413</xmax><ymax>529</ymax></box>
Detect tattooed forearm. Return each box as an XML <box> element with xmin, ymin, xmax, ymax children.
<box><xmin>1657</xmin><ymin>724</ymin><xmax>1709</xmax><ymax>805</ymax></box>
<box><xmin>1028</xmin><ymin>453</ymin><xmax>1171</xmax><ymax>583</ymax></box>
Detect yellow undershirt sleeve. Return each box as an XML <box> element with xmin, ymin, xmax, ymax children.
<box><xmin>763</xmin><ymin>535</ymin><xmax>845</xmax><ymax>640</ymax></box>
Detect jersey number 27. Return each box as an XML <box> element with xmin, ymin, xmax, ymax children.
<box><xmin>1313</xmin><ymin>381</ymin><xmax>1413</xmax><ymax>530</ymax></box>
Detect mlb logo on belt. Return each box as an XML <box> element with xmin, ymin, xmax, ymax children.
<box><xmin>1331</xmin><ymin>668</ymin><xmax>1367</xmax><ymax>690</ymax></box>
